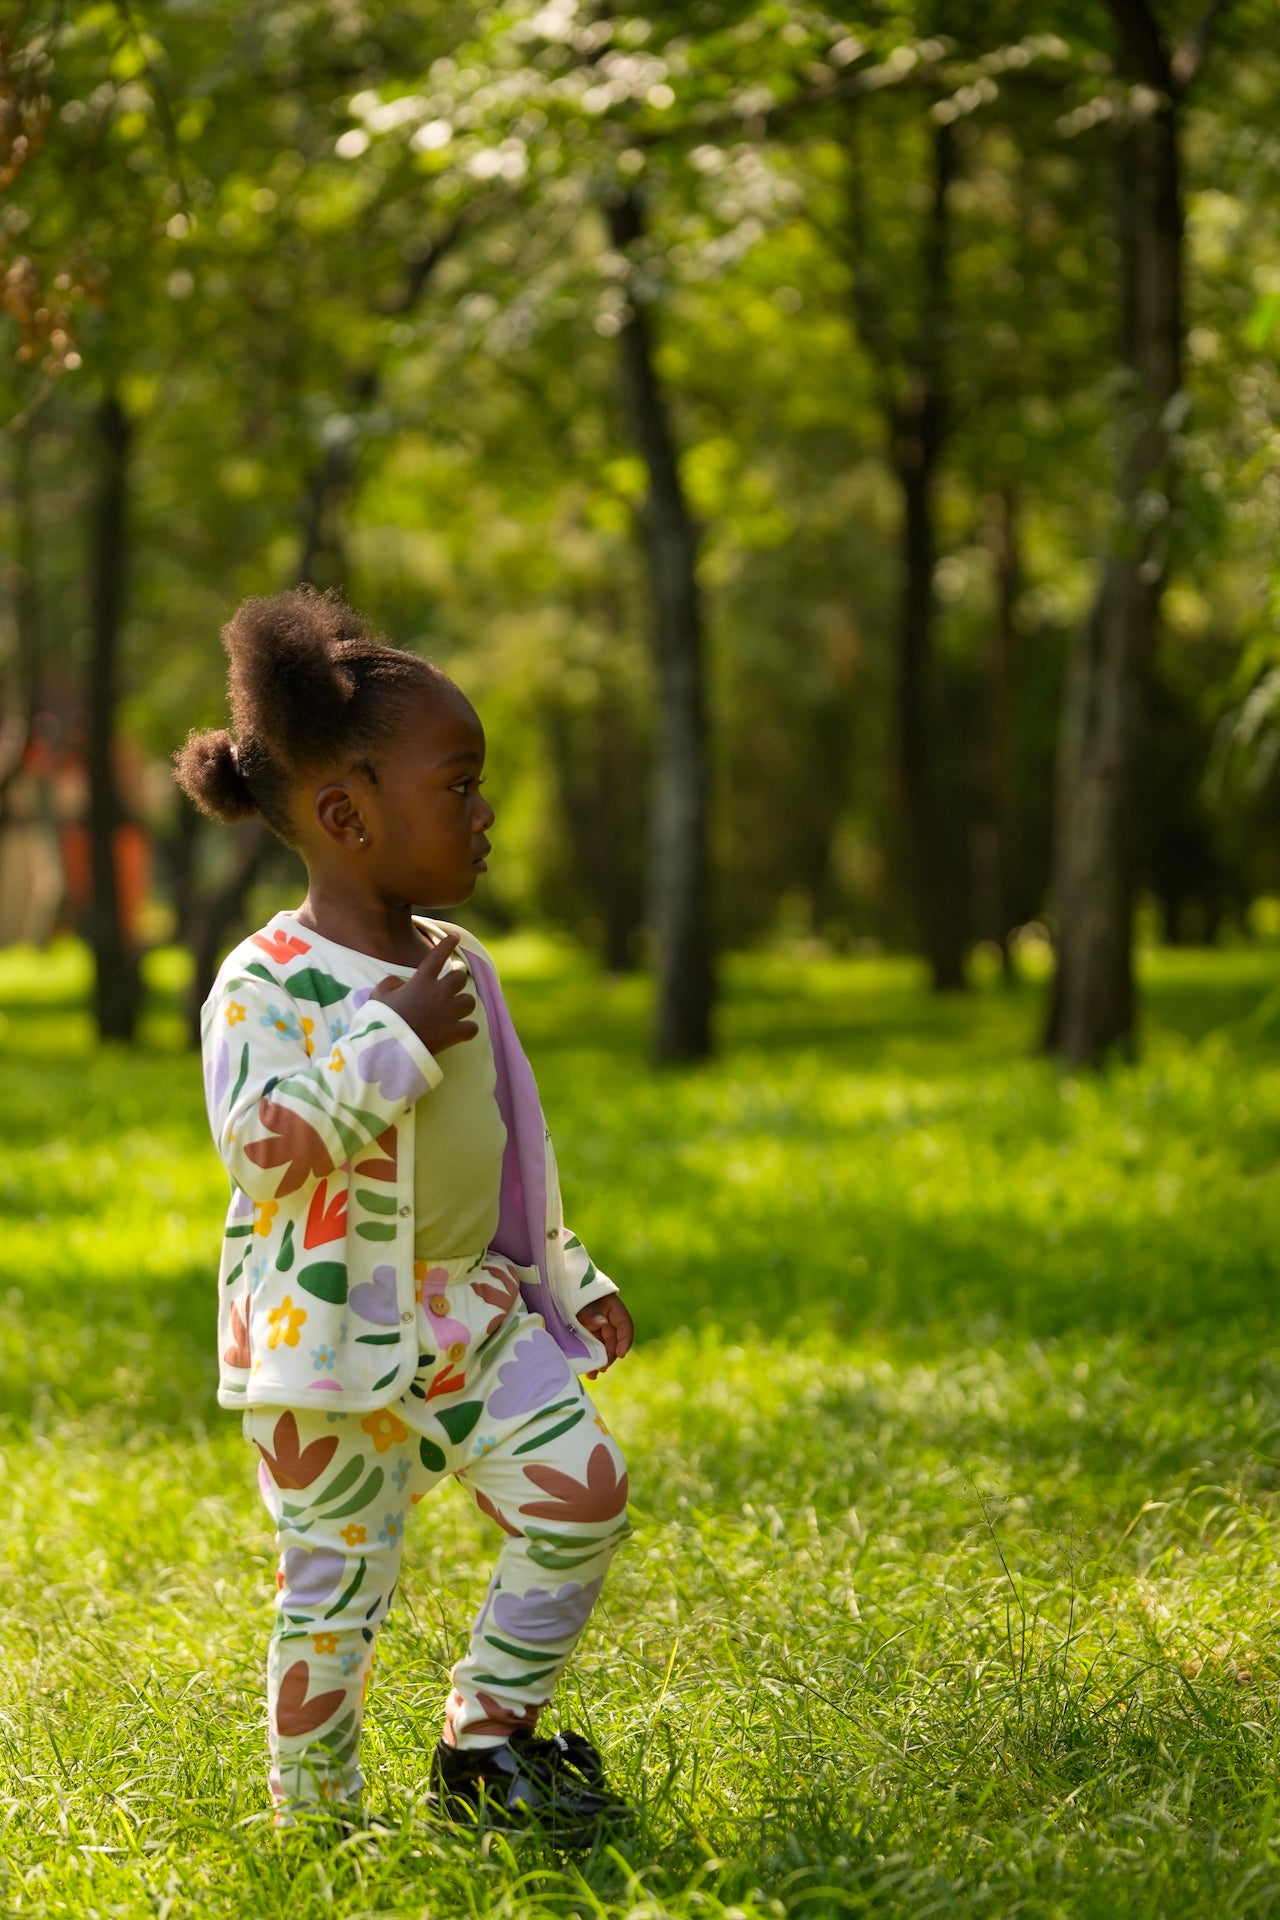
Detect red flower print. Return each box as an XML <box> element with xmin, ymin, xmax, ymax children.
<box><xmin>244</xmin><ymin>1102</ymin><xmax>333</xmax><ymax>1196</ymax></box>
<box><xmin>304</xmin><ymin>1179</ymin><xmax>348</xmax><ymax>1248</ymax></box>
<box><xmin>255</xmin><ymin>1411</ymin><xmax>339</xmax><ymax>1490</ymax></box>
<box><xmin>252</xmin><ymin>929</ymin><xmax>312</xmax><ymax>965</ymax></box>
<box><xmin>519</xmin><ymin>1444</ymin><xmax>629</xmax><ymax>1524</ymax></box>
<box><xmin>275</xmin><ymin>1660</ymin><xmax>348</xmax><ymax>1738</ymax></box>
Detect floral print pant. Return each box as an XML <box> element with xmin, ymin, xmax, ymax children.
<box><xmin>243</xmin><ymin>1252</ymin><xmax>630</xmax><ymax>1810</ymax></box>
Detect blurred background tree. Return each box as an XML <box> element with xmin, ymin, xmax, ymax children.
<box><xmin>1</xmin><ymin>0</ymin><xmax>1277</xmax><ymax>1061</ymax></box>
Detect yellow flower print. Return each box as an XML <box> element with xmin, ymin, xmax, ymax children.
<box><xmin>594</xmin><ymin>1415</ymin><xmax>611</xmax><ymax>1435</ymax></box>
<box><xmin>311</xmin><ymin>1632</ymin><xmax>339</xmax><ymax>1654</ymax></box>
<box><xmin>327</xmin><ymin>1047</ymin><xmax>346</xmax><ymax>1073</ymax></box>
<box><xmin>301</xmin><ymin>1017</ymin><xmax>315</xmax><ymax>1058</ymax></box>
<box><xmin>226</xmin><ymin>1002</ymin><xmax>247</xmax><ymax>1026</ymax></box>
<box><xmin>339</xmin><ymin>1523</ymin><xmax>366</xmax><ymax>1548</ymax></box>
<box><xmin>266</xmin><ymin>1295</ymin><xmax>307</xmax><ymax>1350</ymax></box>
<box><xmin>360</xmin><ymin>1408</ymin><xmax>409</xmax><ymax>1454</ymax></box>
<box><xmin>252</xmin><ymin>1199</ymin><xmax>279</xmax><ymax>1238</ymax></box>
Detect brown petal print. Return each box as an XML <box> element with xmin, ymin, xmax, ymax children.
<box><xmin>473</xmin><ymin>1488</ymin><xmax>521</xmax><ymax>1537</ymax></box>
<box><xmin>472</xmin><ymin>1264</ymin><xmax>520</xmax><ymax>1335</ymax></box>
<box><xmin>459</xmin><ymin>1692</ymin><xmax>544</xmax><ymax>1743</ymax></box>
<box><xmin>255</xmin><ymin>1411</ymin><xmax>339</xmax><ymax>1490</ymax></box>
<box><xmin>223</xmin><ymin>1297</ymin><xmax>250</xmax><ymax>1369</ymax></box>
<box><xmin>275</xmin><ymin>1659</ymin><xmax>349</xmax><ymax>1738</ymax></box>
<box><xmin>244</xmin><ymin>1101</ymin><xmax>333</xmax><ymax>1197</ymax></box>
<box><xmin>353</xmin><ymin>1126</ymin><xmax>397</xmax><ymax>1183</ymax></box>
<box><xmin>519</xmin><ymin>1443</ymin><xmax>629</xmax><ymax>1523</ymax></box>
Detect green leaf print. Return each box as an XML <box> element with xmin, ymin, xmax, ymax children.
<box><xmin>578</xmin><ymin>1261</ymin><xmax>598</xmax><ymax>1289</ymax></box>
<box><xmin>355</xmin><ymin>1190</ymin><xmax>397</xmax><ymax>1215</ymax></box>
<box><xmin>471</xmin><ymin>1666</ymin><xmax>560</xmax><ymax>1689</ymax></box>
<box><xmin>297</xmin><ymin>1261</ymin><xmax>347</xmax><ymax>1304</ymax></box>
<box><xmin>322</xmin><ymin>1467</ymin><xmax>384</xmax><ymax>1522</ymax></box>
<box><xmin>229</xmin><ymin>1042</ymin><xmax>250</xmax><ymax>1108</ymax></box>
<box><xmin>483</xmin><ymin>1636</ymin><xmax>566</xmax><ymax>1664</ymax></box>
<box><xmin>309</xmin><ymin>1455</ymin><xmax>366</xmax><ymax>1511</ymax></box>
<box><xmin>243</xmin><ymin>963</ymin><xmax>278</xmax><ymax>986</ymax></box>
<box><xmin>276</xmin><ymin>1220</ymin><xmax>295</xmax><ymax>1273</ymax></box>
<box><xmin>526</xmin><ymin>1542</ymin><xmax>603</xmax><ymax>1573</ymax></box>
<box><xmin>372</xmin><ymin>1365</ymin><xmax>401</xmax><ymax>1391</ymax></box>
<box><xmin>419</xmin><ymin>1436</ymin><xmax>446</xmax><ymax>1473</ymax></box>
<box><xmin>563</xmin><ymin>1235</ymin><xmax>582</xmax><ymax>1251</ymax></box>
<box><xmin>355</xmin><ymin>1222</ymin><xmax>397</xmax><ymax>1242</ymax></box>
<box><xmin>435</xmin><ymin>1400</ymin><xmax>484</xmax><ymax>1446</ymax></box>
<box><xmin>512</xmin><ymin>1409</ymin><xmax>586</xmax><ymax>1456</ymax></box>
<box><xmin>288</xmin><ymin>968</ymin><xmax>351</xmax><ymax>1007</ymax></box>
<box><xmin>324</xmin><ymin>1557</ymin><xmax>367</xmax><ymax>1619</ymax></box>
<box><xmin>355</xmin><ymin>1332</ymin><xmax>398</xmax><ymax>1346</ymax></box>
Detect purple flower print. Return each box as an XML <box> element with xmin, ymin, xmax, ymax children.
<box><xmin>349</xmin><ymin>1264</ymin><xmax>399</xmax><ymax>1325</ymax></box>
<box><xmin>207</xmin><ymin>1040</ymin><xmax>231</xmax><ymax>1112</ymax></box>
<box><xmin>486</xmin><ymin>1328</ymin><xmax>573</xmax><ymax>1420</ymax></box>
<box><xmin>283</xmin><ymin>1545</ymin><xmax>345</xmax><ymax>1608</ymax></box>
<box><xmin>357</xmin><ymin>1037</ymin><xmax>428</xmax><ymax>1103</ymax></box>
<box><xmin>492</xmin><ymin>1577</ymin><xmax>603</xmax><ymax>1645</ymax></box>
<box><xmin>351</xmin><ymin>987</ymin><xmax>374</xmax><ymax>1012</ymax></box>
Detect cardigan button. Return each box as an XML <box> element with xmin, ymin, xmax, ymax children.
<box><xmin>399</xmin><ymin>1205</ymin><xmax>410</xmax><ymax>1217</ymax></box>
<box><xmin>448</xmin><ymin>1341</ymin><xmax>466</xmax><ymax>1363</ymax></box>
<box><xmin>428</xmin><ymin>1295</ymin><xmax>449</xmax><ymax>1317</ymax></box>
<box><xmin>546</xmin><ymin>1227</ymin><xmax>558</xmax><ymax>1240</ymax></box>
<box><xmin>400</xmin><ymin>1310</ymin><xmax>413</xmax><ymax>1324</ymax></box>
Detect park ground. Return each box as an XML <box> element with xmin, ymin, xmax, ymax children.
<box><xmin>1</xmin><ymin>938</ymin><xmax>1280</xmax><ymax>1918</ymax></box>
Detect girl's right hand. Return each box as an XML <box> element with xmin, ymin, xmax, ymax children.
<box><xmin>366</xmin><ymin>931</ymin><xmax>478</xmax><ymax>1054</ymax></box>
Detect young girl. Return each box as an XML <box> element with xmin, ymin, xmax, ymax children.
<box><xmin>175</xmin><ymin>587</ymin><xmax>634</xmax><ymax>1839</ymax></box>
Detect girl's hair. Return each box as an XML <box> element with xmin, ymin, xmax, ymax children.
<box><xmin>173</xmin><ymin>586</ymin><xmax>449</xmax><ymax>841</ymax></box>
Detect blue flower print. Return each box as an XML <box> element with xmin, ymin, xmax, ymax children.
<box><xmin>391</xmin><ymin>1457</ymin><xmax>410</xmax><ymax>1491</ymax></box>
<box><xmin>472</xmin><ymin>1434</ymin><xmax>498</xmax><ymax>1459</ymax></box>
<box><xmin>247</xmin><ymin>1257</ymin><xmax>269</xmax><ymax>1296</ymax></box>
<box><xmin>261</xmin><ymin>1004</ymin><xmax>303</xmax><ymax>1042</ymax></box>
<box><xmin>378</xmin><ymin>1512</ymin><xmax>405</xmax><ymax>1549</ymax></box>
<box><xmin>311</xmin><ymin>1345</ymin><xmax>337</xmax><ymax>1371</ymax></box>
<box><xmin>329</xmin><ymin>1018</ymin><xmax>350</xmax><ymax>1043</ymax></box>
<box><xmin>340</xmin><ymin>1651</ymin><xmax>363</xmax><ymax>1675</ymax></box>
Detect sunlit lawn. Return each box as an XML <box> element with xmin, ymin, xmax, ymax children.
<box><xmin>2</xmin><ymin>934</ymin><xmax>1280</xmax><ymax>1917</ymax></box>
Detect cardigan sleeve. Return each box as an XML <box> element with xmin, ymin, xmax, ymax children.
<box><xmin>202</xmin><ymin>965</ymin><xmax>441</xmax><ymax>1204</ymax></box>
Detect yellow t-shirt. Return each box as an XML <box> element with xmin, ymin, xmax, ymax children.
<box><xmin>413</xmin><ymin>954</ymin><xmax>508</xmax><ymax>1260</ymax></box>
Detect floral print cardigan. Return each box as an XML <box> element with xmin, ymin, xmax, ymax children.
<box><xmin>201</xmin><ymin>912</ymin><xmax>619</xmax><ymax>1412</ymax></box>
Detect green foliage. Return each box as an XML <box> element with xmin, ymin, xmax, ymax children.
<box><xmin>3</xmin><ymin>940</ymin><xmax>1280</xmax><ymax>1912</ymax></box>
<box><xmin>5</xmin><ymin>4</ymin><xmax>1279</xmax><ymax>963</ymax></box>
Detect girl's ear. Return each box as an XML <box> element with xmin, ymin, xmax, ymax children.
<box><xmin>313</xmin><ymin>782</ymin><xmax>367</xmax><ymax>850</ymax></box>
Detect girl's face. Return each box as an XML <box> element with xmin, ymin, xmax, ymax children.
<box><xmin>354</xmin><ymin>687</ymin><xmax>495</xmax><ymax>909</ymax></box>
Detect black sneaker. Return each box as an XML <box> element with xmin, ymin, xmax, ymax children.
<box><xmin>428</xmin><ymin>1728</ymin><xmax>627</xmax><ymax>1847</ymax></box>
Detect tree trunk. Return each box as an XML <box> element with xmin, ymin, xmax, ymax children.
<box><xmin>983</xmin><ymin>483</ymin><xmax>1021</xmax><ymax>977</ymax></box>
<box><xmin>1046</xmin><ymin>11</ymin><xmax>1183</xmax><ymax>1065</ymax></box>
<box><xmin>886</xmin><ymin>121</ymin><xmax>966</xmax><ymax>991</ymax></box>
<box><xmin>605</xmin><ymin>188</ymin><xmax>714</xmax><ymax>1063</ymax></box>
<box><xmin>86</xmin><ymin>392</ymin><xmax>141</xmax><ymax>1042</ymax></box>
<box><xmin>0</xmin><ymin>416</ymin><xmax>42</xmax><ymax>816</ymax></box>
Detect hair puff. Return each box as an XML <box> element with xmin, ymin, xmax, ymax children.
<box><xmin>173</xmin><ymin>728</ymin><xmax>258</xmax><ymax>825</ymax></box>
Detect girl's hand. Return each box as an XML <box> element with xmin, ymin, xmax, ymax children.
<box><xmin>578</xmin><ymin>1294</ymin><xmax>634</xmax><ymax>1375</ymax></box>
<box><xmin>367</xmin><ymin>931</ymin><xmax>478</xmax><ymax>1055</ymax></box>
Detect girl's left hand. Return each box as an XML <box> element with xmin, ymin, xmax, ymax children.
<box><xmin>577</xmin><ymin>1295</ymin><xmax>634</xmax><ymax>1375</ymax></box>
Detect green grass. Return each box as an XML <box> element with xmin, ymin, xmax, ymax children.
<box><xmin>1</xmin><ymin>936</ymin><xmax>1280</xmax><ymax>1917</ymax></box>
